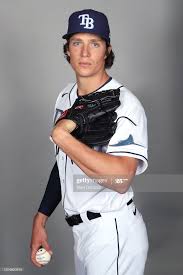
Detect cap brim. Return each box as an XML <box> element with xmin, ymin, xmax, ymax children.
<box><xmin>62</xmin><ymin>34</ymin><xmax>69</xmax><ymax>39</ymax></box>
<box><xmin>62</xmin><ymin>32</ymin><xmax>110</xmax><ymax>44</ymax></box>
<box><xmin>62</xmin><ymin>32</ymin><xmax>79</xmax><ymax>39</ymax></box>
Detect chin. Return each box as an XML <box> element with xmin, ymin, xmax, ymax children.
<box><xmin>77</xmin><ymin>71</ymin><xmax>97</xmax><ymax>78</ymax></box>
<box><xmin>75</xmin><ymin>69</ymin><xmax>94</xmax><ymax>78</ymax></box>
<box><xmin>76</xmin><ymin>67</ymin><xmax>104</xmax><ymax>78</ymax></box>
<box><xmin>71</xmin><ymin>63</ymin><xmax>92</xmax><ymax>74</ymax></box>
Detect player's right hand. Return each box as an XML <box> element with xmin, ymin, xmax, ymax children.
<box><xmin>30</xmin><ymin>213</ymin><xmax>52</xmax><ymax>267</ymax></box>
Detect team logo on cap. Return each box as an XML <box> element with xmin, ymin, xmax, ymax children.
<box><xmin>78</xmin><ymin>14</ymin><xmax>94</xmax><ymax>29</ymax></box>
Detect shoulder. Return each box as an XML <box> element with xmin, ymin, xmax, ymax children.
<box><xmin>120</xmin><ymin>87</ymin><xmax>146</xmax><ymax>116</ymax></box>
<box><xmin>109</xmin><ymin>79</ymin><xmax>147</xmax><ymax>123</ymax></box>
<box><xmin>104</xmin><ymin>77</ymin><xmax>146</xmax><ymax>116</ymax></box>
<box><xmin>120</xmin><ymin>86</ymin><xmax>144</xmax><ymax>110</ymax></box>
<box><xmin>55</xmin><ymin>83</ymin><xmax>76</xmax><ymax>108</ymax></box>
<box><xmin>55</xmin><ymin>83</ymin><xmax>76</xmax><ymax>102</ymax></box>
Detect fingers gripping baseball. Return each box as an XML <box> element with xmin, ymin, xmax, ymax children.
<box><xmin>30</xmin><ymin>222</ymin><xmax>52</xmax><ymax>267</ymax></box>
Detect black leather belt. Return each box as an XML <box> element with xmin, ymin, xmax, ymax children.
<box><xmin>65</xmin><ymin>199</ymin><xmax>133</xmax><ymax>227</ymax></box>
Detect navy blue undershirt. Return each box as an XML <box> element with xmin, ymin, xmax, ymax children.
<box><xmin>38</xmin><ymin>162</ymin><xmax>61</xmax><ymax>216</ymax></box>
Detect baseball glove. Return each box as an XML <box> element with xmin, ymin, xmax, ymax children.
<box><xmin>56</xmin><ymin>88</ymin><xmax>120</xmax><ymax>146</ymax></box>
<box><xmin>72</xmin><ymin>111</ymin><xmax>118</xmax><ymax>146</ymax></box>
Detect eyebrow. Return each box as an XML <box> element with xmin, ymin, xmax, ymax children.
<box><xmin>70</xmin><ymin>38</ymin><xmax>103</xmax><ymax>42</ymax></box>
<box><xmin>90</xmin><ymin>39</ymin><xmax>103</xmax><ymax>42</ymax></box>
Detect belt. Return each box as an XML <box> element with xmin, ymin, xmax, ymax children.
<box><xmin>65</xmin><ymin>199</ymin><xmax>133</xmax><ymax>227</ymax></box>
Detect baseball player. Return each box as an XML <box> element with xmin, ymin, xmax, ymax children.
<box><xmin>30</xmin><ymin>9</ymin><xmax>149</xmax><ymax>275</ymax></box>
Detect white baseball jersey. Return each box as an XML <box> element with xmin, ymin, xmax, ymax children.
<box><xmin>52</xmin><ymin>78</ymin><xmax>148</xmax><ymax>216</ymax></box>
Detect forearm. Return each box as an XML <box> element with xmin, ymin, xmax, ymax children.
<box><xmin>70</xmin><ymin>156</ymin><xmax>134</xmax><ymax>193</ymax></box>
<box><xmin>38</xmin><ymin>162</ymin><xmax>61</xmax><ymax>217</ymax></box>
<box><xmin>52</xmin><ymin>128</ymin><xmax>138</xmax><ymax>193</ymax></box>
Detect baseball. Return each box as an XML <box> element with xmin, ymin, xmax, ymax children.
<box><xmin>35</xmin><ymin>248</ymin><xmax>51</xmax><ymax>265</ymax></box>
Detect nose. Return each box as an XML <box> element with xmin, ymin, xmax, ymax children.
<box><xmin>81</xmin><ymin>44</ymin><xmax>90</xmax><ymax>57</ymax></box>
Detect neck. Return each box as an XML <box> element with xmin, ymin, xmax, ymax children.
<box><xmin>76</xmin><ymin>71</ymin><xmax>110</xmax><ymax>96</ymax></box>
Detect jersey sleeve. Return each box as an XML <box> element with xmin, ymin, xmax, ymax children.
<box><xmin>106</xmin><ymin>101</ymin><xmax>148</xmax><ymax>175</ymax></box>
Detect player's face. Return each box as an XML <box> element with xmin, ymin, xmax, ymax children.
<box><xmin>67</xmin><ymin>33</ymin><xmax>110</xmax><ymax>78</ymax></box>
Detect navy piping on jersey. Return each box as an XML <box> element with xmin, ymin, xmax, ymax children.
<box><xmin>76</xmin><ymin>76</ymin><xmax>113</xmax><ymax>97</ymax></box>
<box><xmin>107</xmin><ymin>151</ymin><xmax>148</xmax><ymax>162</ymax></box>
<box><xmin>56</xmin><ymin>145</ymin><xmax>59</xmax><ymax>156</ymax></box>
<box><xmin>114</xmin><ymin>218</ymin><xmax>120</xmax><ymax>275</ymax></box>
<box><xmin>62</xmin><ymin>92</ymin><xmax>68</xmax><ymax>98</ymax></box>
<box><xmin>117</xmin><ymin>85</ymin><xmax>124</xmax><ymax>89</ymax></box>
<box><xmin>69</xmin><ymin>83</ymin><xmax>77</xmax><ymax>106</ymax></box>
<box><xmin>116</xmin><ymin>116</ymin><xmax>137</xmax><ymax>126</ymax></box>
<box><xmin>63</xmin><ymin>155</ymin><xmax>68</xmax><ymax>209</ymax></box>
<box><xmin>55</xmin><ymin>84</ymin><xmax>77</xmax><ymax>157</ymax></box>
<box><xmin>54</xmin><ymin>108</ymin><xmax>62</xmax><ymax>125</ymax></box>
<box><xmin>96</xmin><ymin>76</ymin><xmax>113</xmax><ymax>91</ymax></box>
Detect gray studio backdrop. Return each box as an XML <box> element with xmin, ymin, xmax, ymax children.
<box><xmin>0</xmin><ymin>0</ymin><xmax>183</xmax><ymax>274</ymax></box>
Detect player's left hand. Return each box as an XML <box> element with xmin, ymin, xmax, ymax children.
<box><xmin>55</xmin><ymin>88</ymin><xmax>120</xmax><ymax>134</ymax></box>
<box><xmin>51</xmin><ymin>88</ymin><xmax>120</xmax><ymax>146</ymax></box>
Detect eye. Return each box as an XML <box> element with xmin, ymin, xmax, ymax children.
<box><xmin>72</xmin><ymin>41</ymin><xmax>81</xmax><ymax>46</ymax></box>
<box><xmin>91</xmin><ymin>42</ymin><xmax>100</xmax><ymax>48</ymax></box>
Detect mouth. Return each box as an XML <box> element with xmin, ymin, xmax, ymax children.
<box><xmin>79</xmin><ymin>62</ymin><xmax>91</xmax><ymax>67</ymax></box>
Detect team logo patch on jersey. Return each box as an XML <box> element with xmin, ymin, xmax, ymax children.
<box><xmin>110</xmin><ymin>134</ymin><xmax>145</xmax><ymax>147</ymax></box>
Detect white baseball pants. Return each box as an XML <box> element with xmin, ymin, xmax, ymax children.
<box><xmin>72</xmin><ymin>202</ymin><xmax>149</xmax><ymax>275</ymax></box>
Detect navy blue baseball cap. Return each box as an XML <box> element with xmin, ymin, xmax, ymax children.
<box><xmin>62</xmin><ymin>9</ymin><xmax>111</xmax><ymax>44</ymax></box>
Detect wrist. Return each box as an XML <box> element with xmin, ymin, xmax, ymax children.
<box><xmin>33</xmin><ymin>212</ymin><xmax>48</xmax><ymax>227</ymax></box>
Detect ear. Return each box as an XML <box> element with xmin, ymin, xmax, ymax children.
<box><xmin>105</xmin><ymin>45</ymin><xmax>112</xmax><ymax>59</ymax></box>
<box><xmin>67</xmin><ymin>49</ymin><xmax>70</xmax><ymax>57</ymax></box>
<box><xmin>66</xmin><ymin>42</ymin><xmax>70</xmax><ymax>56</ymax></box>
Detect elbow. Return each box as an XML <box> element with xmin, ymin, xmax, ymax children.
<box><xmin>51</xmin><ymin>127</ymin><xmax>62</xmax><ymax>145</ymax></box>
<box><xmin>110</xmin><ymin>156</ymin><xmax>138</xmax><ymax>194</ymax></box>
<box><xmin>116</xmin><ymin>184</ymin><xmax>130</xmax><ymax>194</ymax></box>
<box><xmin>115</xmin><ymin>171</ymin><xmax>136</xmax><ymax>194</ymax></box>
